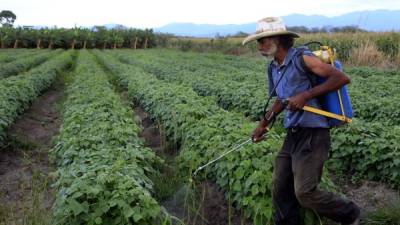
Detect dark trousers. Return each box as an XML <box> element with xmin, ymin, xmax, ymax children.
<box><xmin>272</xmin><ymin>127</ymin><xmax>360</xmax><ymax>225</ymax></box>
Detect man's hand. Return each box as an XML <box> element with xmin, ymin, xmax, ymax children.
<box><xmin>286</xmin><ymin>91</ymin><xmax>311</xmax><ymax>111</ymax></box>
<box><xmin>252</xmin><ymin>122</ymin><xmax>268</xmax><ymax>143</ymax></box>
<box><xmin>253</xmin><ymin>100</ymin><xmax>284</xmax><ymax>142</ymax></box>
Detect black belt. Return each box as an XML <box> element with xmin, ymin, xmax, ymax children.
<box><xmin>289</xmin><ymin>127</ymin><xmax>301</xmax><ymax>133</ymax></box>
<box><xmin>288</xmin><ymin>127</ymin><xmax>328</xmax><ymax>133</ymax></box>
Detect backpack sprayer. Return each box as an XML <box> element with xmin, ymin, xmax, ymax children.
<box><xmin>298</xmin><ymin>41</ymin><xmax>353</xmax><ymax>125</ymax></box>
<box><xmin>192</xmin><ymin>42</ymin><xmax>353</xmax><ymax>178</ymax></box>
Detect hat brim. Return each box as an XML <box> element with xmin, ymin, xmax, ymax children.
<box><xmin>242</xmin><ymin>31</ymin><xmax>300</xmax><ymax>45</ymax></box>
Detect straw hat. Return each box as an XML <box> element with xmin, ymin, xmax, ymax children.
<box><xmin>242</xmin><ymin>17</ymin><xmax>299</xmax><ymax>45</ymax></box>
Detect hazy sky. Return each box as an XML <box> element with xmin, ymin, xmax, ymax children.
<box><xmin>2</xmin><ymin>0</ymin><xmax>400</xmax><ymax>28</ymax></box>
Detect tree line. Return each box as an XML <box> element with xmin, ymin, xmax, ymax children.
<box><xmin>0</xmin><ymin>10</ymin><xmax>157</xmax><ymax>49</ymax></box>
<box><xmin>0</xmin><ymin>25</ymin><xmax>156</xmax><ymax>49</ymax></box>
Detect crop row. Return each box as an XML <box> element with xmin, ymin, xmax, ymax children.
<box><xmin>0</xmin><ymin>49</ymin><xmax>61</xmax><ymax>79</ymax></box>
<box><xmin>116</xmin><ymin>51</ymin><xmax>400</xmax><ymax>124</ymax></box>
<box><xmin>109</xmin><ymin>50</ymin><xmax>400</xmax><ymax>187</ymax></box>
<box><xmin>0</xmin><ymin>49</ymin><xmax>48</xmax><ymax>64</ymax></box>
<box><xmin>119</xmin><ymin>49</ymin><xmax>400</xmax><ymax>128</ymax></box>
<box><xmin>93</xmin><ymin>49</ymin><xmax>335</xmax><ymax>225</ymax></box>
<box><xmin>330</xmin><ymin>119</ymin><xmax>400</xmax><ymax>186</ymax></box>
<box><xmin>113</xmin><ymin>50</ymin><xmax>400</xmax><ymax>126</ymax></box>
<box><xmin>116</xmin><ymin>49</ymin><xmax>266</xmax><ymax>84</ymax></box>
<box><xmin>50</xmin><ymin>50</ymin><xmax>164</xmax><ymax>225</ymax></box>
<box><xmin>345</xmin><ymin>69</ymin><xmax>400</xmax><ymax>124</ymax></box>
<box><xmin>0</xmin><ymin>49</ymin><xmax>28</xmax><ymax>57</ymax></box>
<box><xmin>0</xmin><ymin>50</ymin><xmax>73</xmax><ymax>146</ymax></box>
<box><xmin>110</xmin><ymin>50</ymin><xmax>268</xmax><ymax>120</ymax></box>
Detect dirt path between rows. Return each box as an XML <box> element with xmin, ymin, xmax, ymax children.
<box><xmin>0</xmin><ymin>76</ymin><xmax>66</xmax><ymax>225</ymax></box>
<box><xmin>136</xmin><ymin>100</ymin><xmax>399</xmax><ymax>225</ymax></box>
<box><xmin>342</xmin><ymin>180</ymin><xmax>399</xmax><ymax>214</ymax></box>
<box><xmin>134</xmin><ymin>103</ymin><xmax>399</xmax><ymax>225</ymax></box>
<box><xmin>133</xmin><ymin>105</ymin><xmax>250</xmax><ymax>225</ymax></box>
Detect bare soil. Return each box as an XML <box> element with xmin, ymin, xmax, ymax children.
<box><xmin>0</xmin><ymin>77</ymin><xmax>65</xmax><ymax>224</ymax></box>
<box><xmin>341</xmin><ymin>180</ymin><xmax>399</xmax><ymax>215</ymax></box>
<box><xmin>134</xmin><ymin>105</ymin><xmax>164</xmax><ymax>153</ymax></box>
<box><xmin>326</xmin><ymin>173</ymin><xmax>400</xmax><ymax>225</ymax></box>
<box><xmin>163</xmin><ymin>181</ymin><xmax>250</xmax><ymax>225</ymax></box>
<box><xmin>133</xmin><ymin>105</ymin><xmax>250</xmax><ymax>225</ymax></box>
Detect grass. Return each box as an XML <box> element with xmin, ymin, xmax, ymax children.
<box><xmin>0</xmin><ymin>161</ymin><xmax>53</xmax><ymax>225</ymax></box>
<box><xmin>151</xmin><ymin>156</ymin><xmax>185</xmax><ymax>201</ymax></box>
<box><xmin>363</xmin><ymin>204</ymin><xmax>400</xmax><ymax>225</ymax></box>
<box><xmin>326</xmin><ymin>169</ymin><xmax>400</xmax><ymax>225</ymax></box>
<box><xmin>349</xmin><ymin>41</ymin><xmax>389</xmax><ymax>68</ymax></box>
<box><xmin>0</xmin><ymin>109</ymin><xmax>54</xmax><ymax>225</ymax></box>
<box><xmin>164</xmin><ymin>32</ymin><xmax>400</xmax><ymax>69</ymax></box>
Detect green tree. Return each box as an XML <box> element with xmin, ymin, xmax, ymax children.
<box><xmin>81</xmin><ymin>28</ymin><xmax>94</xmax><ymax>49</ymax></box>
<box><xmin>109</xmin><ymin>29</ymin><xmax>124</xmax><ymax>49</ymax></box>
<box><xmin>21</xmin><ymin>28</ymin><xmax>42</xmax><ymax>48</ymax></box>
<box><xmin>12</xmin><ymin>27</ymin><xmax>23</xmax><ymax>48</ymax></box>
<box><xmin>0</xmin><ymin>26</ymin><xmax>13</xmax><ymax>48</ymax></box>
<box><xmin>129</xmin><ymin>29</ymin><xmax>140</xmax><ymax>49</ymax></box>
<box><xmin>42</xmin><ymin>27</ymin><xmax>62</xmax><ymax>49</ymax></box>
<box><xmin>21</xmin><ymin>28</ymin><xmax>38</xmax><ymax>48</ymax></box>
<box><xmin>65</xmin><ymin>26</ymin><xmax>82</xmax><ymax>49</ymax></box>
<box><xmin>0</xmin><ymin>10</ymin><xmax>16</xmax><ymax>27</ymax></box>
<box><xmin>94</xmin><ymin>26</ymin><xmax>108</xmax><ymax>49</ymax></box>
<box><xmin>34</xmin><ymin>29</ymin><xmax>45</xmax><ymax>48</ymax></box>
<box><xmin>121</xmin><ymin>28</ymin><xmax>136</xmax><ymax>48</ymax></box>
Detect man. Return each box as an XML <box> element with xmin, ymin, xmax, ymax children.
<box><xmin>243</xmin><ymin>17</ymin><xmax>360</xmax><ymax>225</ymax></box>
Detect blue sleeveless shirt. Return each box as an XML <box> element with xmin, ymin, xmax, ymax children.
<box><xmin>267</xmin><ymin>47</ymin><xmax>329</xmax><ymax>128</ymax></box>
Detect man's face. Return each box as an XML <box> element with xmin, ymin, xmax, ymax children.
<box><xmin>257</xmin><ymin>37</ymin><xmax>278</xmax><ymax>57</ymax></box>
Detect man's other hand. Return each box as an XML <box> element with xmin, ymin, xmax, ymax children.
<box><xmin>286</xmin><ymin>91</ymin><xmax>311</xmax><ymax>111</ymax></box>
<box><xmin>252</xmin><ymin>124</ymin><xmax>268</xmax><ymax>142</ymax></box>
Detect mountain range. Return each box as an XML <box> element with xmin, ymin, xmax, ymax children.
<box><xmin>154</xmin><ymin>10</ymin><xmax>400</xmax><ymax>37</ymax></box>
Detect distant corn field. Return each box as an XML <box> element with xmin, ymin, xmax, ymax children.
<box><xmin>162</xmin><ymin>32</ymin><xmax>400</xmax><ymax>68</ymax></box>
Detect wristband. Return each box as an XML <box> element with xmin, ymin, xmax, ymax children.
<box><xmin>263</xmin><ymin>110</ymin><xmax>276</xmax><ymax>123</ymax></box>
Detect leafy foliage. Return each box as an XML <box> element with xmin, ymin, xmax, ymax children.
<box><xmin>0</xmin><ymin>10</ymin><xmax>16</xmax><ymax>27</ymax></box>
<box><xmin>0</xmin><ymin>49</ymin><xmax>44</xmax><ymax>64</ymax></box>
<box><xmin>51</xmin><ymin>50</ymin><xmax>163</xmax><ymax>225</ymax></box>
<box><xmin>0</xmin><ymin>50</ymin><xmax>72</xmax><ymax>146</ymax></box>
<box><xmin>4</xmin><ymin>48</ymin><xmax>397</xmax><ymax>224</ymax></box>
<box><xmin>103</xmin><ymin>49</ymin><xmax>400</xmax><ymax>189</ymax></box>
<box><xmin>93</xmin><ymin>49</ymin><xmax>335</xmax><ymax>225</ymax></box>
<box><xmin>0</xmin><ymin>49</ymin><xmax>61</xmax><ymax>79</ymax></box>
<box><xmin>0</xmin><ymin>26</ymin><xmax>156</xmax><ymax>49</ymax></box>
<box><xmin>110</xmin><ymin>49</ymin><xmax>269</xmax><ymax>120</ymax></box>
<box><xmin>330</xmin><ymin>119</ymin><xmax>400</xmax><ymax>187</ymax></box>
<box><xmin>178</xmin><ymin>113</ymin><xmax>283</xmax><ymax>223</ymax></box>
<box><xmin>345</xmin><ymin>68</ymin><xmax>400</xmax><ymax>125</ymax></box>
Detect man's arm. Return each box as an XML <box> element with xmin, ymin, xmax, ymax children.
<box><xmin>252</xmin><ymin>99</ymin><xmax>285</xmax><ymax>142</ymax></box>
<box><xmin>260</xmin><ymin>99</ymin><xmax>285</xmax><ymax>127</ymax></box>
<box><xmin>286</xmin><ymin>55</ymin><xmax>351</xmax><ymax>111</ymax></box>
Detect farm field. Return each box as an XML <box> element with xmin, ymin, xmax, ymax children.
<box><xmin>0</xmin><ymin>49</ymin><xmax>399</xmax><ymax>225</ymax></box>
<box><xmin>168</xmin><ymin>32</ymin><xmax>400</xmax><ymax>68</ymax></box>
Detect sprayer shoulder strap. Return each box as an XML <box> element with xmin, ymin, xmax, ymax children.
<box><xmin>294</xmin><ymin>46</ymin><xmax>318</xmax><ymax>87</ymax></box>
<box><xmin>294</xmin><ymin>47</ymin><xmax>326</xmax><ymax>108</ymax></box>
<box><xmin>267</xmin><ymin>60</ymin><xmax>274</xmax><ymax>83</ymax></box>
<box><xmin>267</xmin><ymin>47</ymin><xmax>315</xmax><ymax>95</ymax></box>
